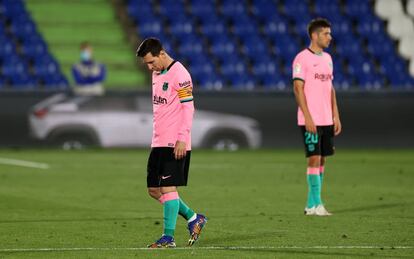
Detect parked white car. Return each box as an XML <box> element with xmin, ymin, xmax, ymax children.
<box><xmin>29</xmin><ymin>94</ymin><xmax>262</xmax><ymax>150</ymax></box>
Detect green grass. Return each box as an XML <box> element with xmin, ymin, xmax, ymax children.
<box><xmin>0</xmin><ymin>149</ymin><xmax>413</xmax><ymax>258</ymax></box>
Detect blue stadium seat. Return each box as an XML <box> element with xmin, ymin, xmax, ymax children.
<box><xmin>189</xmin><ymin>0</ymin><xmax>217</xmax><ymax>17</ymax></box>
<box><xmin>137</xmin><ymin>21</ymin><xmax>162</xmax><ymax>38</ymax></box>
<box><xmin>2</xmin><ymin>58</ymin><xmax>28</xmax><ymax>78</ymax></box>
<box><xmin>260</xmin><ymin>74</ymin><xmax>287</xmax><ymax>90</ymax></box>
<box><xmin>251</xmin><ymin>0</ymin><xmax>280</xmax><ymax>21</ymax></box>
<box><xmin>241</xmin><ymin>37</ymin><xmax>269</xmax><ymax>58</ymax></box>
<box><xmin>10</xmin><ymin>74</ymin><xmax>37</xmax><ymax>89</ymax></box>
<box><xmin>344</xmin><ymin>0</ymin><xmax>372</xmax><ymax>18</ymax></box>
<box><xmin>169</xmin><ymin>21</ymin><xmax>195</xmax><ymax>37</ymax></box>
<box><xmin>224</xmin><ymin>73</ymin><xmax>256</xmax><ymax>90</ymax></box>
<box><xmin>32</xmin><ymin>57</ymin><xmax>60</xmax><ymax>77</ymax></box>
<box><xmin>20</xmin><ymin>39</ymin><xmax>48</xmax><ymax>61</ymax></box>
<box><xmin>251</xmin><ymin>59</ymin><xmax>281</xmax><ymax>79</ymax></box>
<box><xmin>283</xmin><ymin>0</ymin><xmax>310</xmax><ymax>16</ymax></box>
<box><xmin>199</xmin><ymin>23</ymin><xmax>226</xmax><ymax>37</ymax></box>
<box><xmin>41</xmin><ymin>74</ymin><xmax>69</xmax><ymax>89</ymax></box>
<box><xmin>333</xmin><ymin>72</ymin><xmax>353</xmax><ymax>90</ymax></box>
<box><xmin>177</xmin><ymin>38</ymin><xmax>204</xmax><ymax>59</ymax></box>
<box><xmin>331</xmin><ymin>20</ymin><xmax>353</xmax><ymax>36</ymax></box>
<box><xmin>270</xmin><ymin>34</ymin><xmax>300</xmax><ymax>62</ymax></box>
<box><xmin>197</xmin><ymin>74</ymin><xmax>225</xmax><ymax>90</ymax></box>
<box><xmin>314</xmin><ymin>0</ymin><xmax>342</xmax><ymax>17</ymax></box>
<box><xmin>262</xmin><ymin>18</ymin><xmax>290</xmax><ymax>37</ymax></box>
<box><xmin>219</xmin><ymin>0</ymin><xmax>247</xmax><ymax>18</ymax></box>
<box><xmin>127</xmin><ymin>0</ymin><xmax>153</xmax><ymax>20</ymax></box>
<box><xmin>335</xmin><ymin>36</ymin><xmax>363</xmax><ymax>58</ymax></box>
<box><xmin>210</xmin><ymin>37</ymin><xmax>237</xmax><ymax>56</ymax></box>
<box><xmin>366</xmin><ymin>34</ymin><xmax>395</xmax><ymax>58</ymax></box>
<box><xmin>356</xmin><ymin>19</ymin><xmax>385</xmax><ymax>37</ymax></box>
<box><xmin>0</xmin><ymin>38</ymin><xmax>15</xmax><ymax>57</ymax></box>
<box><xmin>1</xmin><ymin>0</ymin><xmax>28</xmax><ymax>20</ymax></box>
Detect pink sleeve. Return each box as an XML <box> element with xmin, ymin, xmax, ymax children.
<box><xmin>173</xmin><ymin>70</ymin><xmax>194</xmax><ymax>142</ymax></box>
<box><xmin>292</xmin><ymin>54</ymin><xmax>306</xmax><ymax>81</ymax></box>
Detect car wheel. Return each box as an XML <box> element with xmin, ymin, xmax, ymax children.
<box><xmin>54</xmin><ymin>134</ymin><xmax>95</xmax><ymax>150</ymax></box>
<box><xmin>207</xmin><ymin>133</ymin><xmax>247</xmax><ymax>151</ymax></box>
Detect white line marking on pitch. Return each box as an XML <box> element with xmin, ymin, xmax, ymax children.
<box><xmin>0</xmin><ymin>246</ymin><xmax>412</xmax><ymax>252</ymax></box>
<box><xmin>0</xmin><ymin>157</ymin><xmax>49</xmax><ymax>169</ymax></box>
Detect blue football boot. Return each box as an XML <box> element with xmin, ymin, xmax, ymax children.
<box><xmin>187</xmin><ymin>214</ymin><xmax>207</xmax><ymax>246</ymax></box>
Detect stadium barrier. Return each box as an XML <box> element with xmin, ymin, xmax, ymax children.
<box><xmin>0</xmin><ymin>90</ymin><xmax>413</xmax><ymax>148</ymax></box>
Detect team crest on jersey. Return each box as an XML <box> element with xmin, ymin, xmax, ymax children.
<box><xmin>162</xmin><ymin>82</ymin><xmax>169</xmax><ymax>91</ymax></box>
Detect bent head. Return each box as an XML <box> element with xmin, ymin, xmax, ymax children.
<box><xmin>136</xmin><ymin>38</ymin><xmax>169</xmax><ymax>72</ymax></box>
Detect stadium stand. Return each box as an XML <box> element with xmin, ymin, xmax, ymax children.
<box><xmin>25</xmin><ymin>0</ymin><xmax>146</xmax><ymax>89</ymax></box>
<box><xmin>1</xmin><ymin>0</ymin><xmax>413</xmax><ymax>91</ymax></box>
<box><xmin>127</xmin><ymin>0</ymin><xmax>414</xmax><ymax>90</ymax></box>
<box><xmin>0</xmin><ymin>0</ymin><xmax>68</xmax><ymax>89</ymax></box>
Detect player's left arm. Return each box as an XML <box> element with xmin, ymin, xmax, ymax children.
<box><xmin>331</xmin><ymin>87</ymin><xmax>342</xmax><ymax>136</ymax></box>
<box><xmin>174</xmin><ymin>75</ymin><xmax>194</xmax><ymax>160</ymax></box>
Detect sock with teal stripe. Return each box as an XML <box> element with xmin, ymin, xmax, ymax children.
<box><xmin>320</xmin><ymin>165</ymin><xmax>325</xmax><ymax>186</ymax></box>
<box><xmin>307</xmin><ymin>167</ymin><xmax>321</xmax><ymax>207</ymax></box>
<box><xmin>162</xmin><ymin>192</ymin><xmax>180</xmax><ymax>237</ymax></box>
<box><xmin>178</xmin><ymin>198</ymin><xmax>196</xmax><ymax>221</ymax></box>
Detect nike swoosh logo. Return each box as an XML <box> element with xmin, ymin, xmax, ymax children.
<box><xmin>161</xmin><ymin>175</ymin><xmax>171</xmax><ymax>180</ymax></box>
<box><xmin>313</xmin><ymin>64</ymin><xmax>319</xmax><ymax>67</ymax></box>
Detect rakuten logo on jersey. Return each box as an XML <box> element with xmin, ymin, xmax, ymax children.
<box><xmin>153</xmin><ymin>95</ymin><xmax>167</xmax><ymax>105</ymax></box>
<box><xmin>314</xmin><ymin>73</ymin><xmax>333</xmax><ymax>82</ymax></box>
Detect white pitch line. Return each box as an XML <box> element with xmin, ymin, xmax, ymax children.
<box><xmin>0</xmin><ymin>246</ymin><xmax>412</xmax><ymax>253</ymax></box>
<box><xmin>0</xmin><ymin>157</ymin><xmax>49</xmax><ymax>170</ymax></box>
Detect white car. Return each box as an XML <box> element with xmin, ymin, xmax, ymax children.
<box><xmin>29</xmin><ymin>94</ymin><xmax>262</xmax><ymax>150</ymax></box>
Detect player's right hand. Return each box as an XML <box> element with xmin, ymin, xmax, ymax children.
<box><xmin>173</xmin><ymin>141</ymin><xmax>187</xmax><ymax>160</ymax></box>
<box><xmin>305</xmin><ymin>116</ymin><xmax>317</xmax><ymax>134</ymax></box>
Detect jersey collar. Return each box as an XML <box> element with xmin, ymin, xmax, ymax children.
<box><xmin>160</xmin><ymin>60</ymin><xmax>177</xmax><ymax>75</ymax></box>
<box><xmin>307</xmin><ymin>48</ymin><xmax>323</xmax><ymax>56</ymax></box>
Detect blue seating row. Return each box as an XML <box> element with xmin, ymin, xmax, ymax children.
<box><xmin>0</xmin><ymin>0</ymin><xmax>68</xmax><ymax>90</ymax></box>
<box><xmin>128</xmin><ymin>0</ymin><xmax>414</xmax><ymax>89</ymax></box>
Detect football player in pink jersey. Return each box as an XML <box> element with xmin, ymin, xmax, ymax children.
<box><xmin>136</xmin><ymin>38</ymin><xmax>207</xmax><ymax>248</ymax></box>
<box><xmin>292</xmin><ymin>18</ymin><xmax>342</xmax><ymax>216</ymax></box>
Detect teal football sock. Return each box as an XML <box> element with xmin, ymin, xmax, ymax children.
<box><xmin>320</xmin><ymin>165</ymin><xmax>325</xmax><ymax>186</ymax></box>
<box><xmin>163</xmin><ymin>196</ymin><xmax>179</xmax><ymax>237</ymax></box>
<box><xmin>306</xmin><ymin>181</ymin><xmax>315</xmax><ymax>209</ymax></box>
<box><xmin>308</xmin><ymin>174</ymin><xmax>322</xmax><ymax>206</ymax></box>
<box><xmin>307</xmin><ymin>167</ymin><xmax>322</xmax><ymax>207</ymax></box>
<box><xmin>178</xmin><ymin>198</ymin><xmax>196</xmax><ymax>221</ymax></box>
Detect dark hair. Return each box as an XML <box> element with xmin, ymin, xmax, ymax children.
<box><xmin>136</xmin><ymin>37</ymin><xmax>163</xmax><ymax>57</ymax></box>
<box><xmin>307</xmin><ymin>18</ymin><xmax>331</xmax><ymax>39</ymax></box>
<box><xmin>80</xmin><ymin>41</ymin><xmax>90</xmax><ymax>49</ymax></box>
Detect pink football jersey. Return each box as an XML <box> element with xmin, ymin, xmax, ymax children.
<box><xmin>292</xmin><ymin>48</ymin><xmax>334</xmax><ymax>126</ymax></box>
<box><xmin>151</xmin><ymin>61</ymin><xmax>194</xmax><ymax>150</ymax></box>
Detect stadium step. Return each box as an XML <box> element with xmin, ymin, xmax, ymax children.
<box><xmin>25</xmin><ymin>0</ymin><xmax>146</xmax><ymax>89</ymax></box>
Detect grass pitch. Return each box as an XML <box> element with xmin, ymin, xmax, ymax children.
<box><xmin>0</xmin><ymin>149</ymin><xmax>413</xmax><ymax>258</ymax></box>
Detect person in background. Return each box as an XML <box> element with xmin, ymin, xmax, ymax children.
<box><xmin>72</xmin><ymin>41</ymin><xmax>106</xmax><ymax>95</ymax></box>
<box><xmin>292</xmin><ymin>18</ymin><xmax>342</xmax><ymax>216</ymax></box>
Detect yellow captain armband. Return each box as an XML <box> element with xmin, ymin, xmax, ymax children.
<box><xmin>177</xmin><ymin>87</ymin><xmax>193</xmax><ymax>103</ymax></box>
